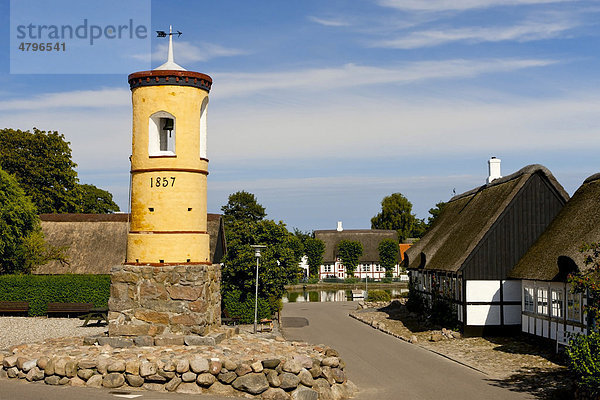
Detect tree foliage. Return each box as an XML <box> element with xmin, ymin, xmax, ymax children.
<box><xmin>567</xmin><ymin>243</ymin><xmax>600</xmax><ymax>396</ymax></box>
<box><xmin>221</xmin><ymin>190</ymin><xmax>266</xmax><ymax>226</ymax></box>
<box><xmin>304</xmin><ymin>237</ymin><xmax>325</xmax><ymax>277</ymax></box>
<box><xmin>0</xmin><ymin>168</ymin><xmax>66</xmax><ymax>274</ymax></box>
<box><xmin>79</xmin><ymin>184</ymin><xmax>120</xmax><ymax>214</ymax></box>
<box><xmin>337</xmin><ymin>240</ymin><xmax>363</xmax><ymax>278</ymax></box>
<box><xmin>378</xmin><ymin>238</ymin><xmax>399</xmax><ymax>278</ymax></box>
<box><xmin>0</xmin><ymin>128</ymin><xmax>119</xmax><ymax>214</ymax></box>
<box><xmin>371</xmin><ymin>193</ymin><xmax>423</xmax><ymax>242</ymax></box>
<box><xmin>221</xmin><ymin>192</ymin><xmax>302</xmax><ymax>319</ymax></box>
<box><xmin>0</xmin><ymin>128</ymin><xmax>80</xmax><ymax>213</ymax></box>
<box><xmin>426</xmin><ymin>201</ymin><xmax>446</xmax><ymax>230</ymax></box>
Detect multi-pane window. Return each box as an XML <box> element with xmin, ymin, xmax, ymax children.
<box><xmin>567</xmin><ymin>291</ymin><xmax>582</xmax><ymax>322</ymax></box>
<box><xmin>551</xmin><ymin>289</ymin><xmax>564</xmax><ymax>318</ymax></box>
<box><xmin>537</xmin><ymin>287</ymin><xmax>548</xmax><ymax>315</ymax></box>
<box><xmin>524</xmin><ymin>287</ymin><xmax>535</xmax><ymax>312</ymax></box>
<box><xmin>362</xmin><ymin>265</ymin><xmax>370</xmax><ymax>272</ymax></box>
<box><xmin>323</xmin><ymin>265</ymin><xmax>332</xmax><ymax>273</ymax></box>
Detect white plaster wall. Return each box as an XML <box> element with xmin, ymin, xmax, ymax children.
<box><xmin>504</xmin><ymin>305</ymin><xmax>522</xmax><ymax>325</ymax></box>
<box><xmin>503</xmin><ymin>280</ymin><xmax>521</xmax><ymax>302</ymax></box>
<box><xmin>466</xmin><ymin>280</ymin><xmax>501</xmax><ymax>302</ymax></box>
<box><xmin>467</xmin><ymin>304</ymin><xmax>501</xmax><ymax>325</ymax></box>
<box><xmin>199</xmin><ymin>98</ymin><xmax>208</xmax><ymax>159</ymax></box>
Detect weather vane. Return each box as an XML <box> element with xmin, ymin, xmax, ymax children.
<box><xmin>156</xmin><ymin>27</ymin><xmax>182</xmax><ymax>38</ymax></box>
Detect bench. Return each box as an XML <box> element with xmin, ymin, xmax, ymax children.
<box><xmin>0</xmin><ymin>301</ymin><xmax>29</xmax><ymax>315</ymax></box>
<box><xmin>46</xmin><ymin>302</ymin><xmax>93</xmax><ymax>318</ymax></box>
<box><xmin>81</xmin><ymin>307</ymin><xmax>109</xmax><ymax>326</ymax></box>
<box><xmin>221</xmin><ymin>309</ymin><xmax>240</xmax><ymax>326</ymax></box>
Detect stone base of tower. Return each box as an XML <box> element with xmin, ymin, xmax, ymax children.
<box><xmin>108</xmin><ymin>264</ymin><xmax>221</xmax><ymax>337</ymax></box>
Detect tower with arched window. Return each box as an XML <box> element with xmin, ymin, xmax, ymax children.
<box><xmin>126</xmin><ymin>37</ymin><xmax>211</xmax><ymax>265</ymax></box>
<box><xmin>109</xmin><ymin>28</ymin><xmax>221</xmax><ymax>337</ymax></box>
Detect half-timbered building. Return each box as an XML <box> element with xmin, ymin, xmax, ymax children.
<box><xmin>508</xmin><ymin>173</ymin><xmax>600</xmax><ymax>342</ymax></box>
<box><xmin>405</xmin><ymin>163</ymin><xmax>569</xmax><ymax>335</ymax></box>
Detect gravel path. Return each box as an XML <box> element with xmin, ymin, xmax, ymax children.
<box><xmin>0</xmin><ymin>317</ymin><xmax>107</xmax><ymax>350</ymax></box>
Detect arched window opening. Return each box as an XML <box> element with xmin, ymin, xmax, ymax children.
<box><xmin>199</xmin><ymin>97</ymin><xmax>208</xmax><ymax>159</ymax></box>
<box><xmin>149</xmin><ymin>111</ymin><xmax>176</xmax><ymax>156</ymax></box>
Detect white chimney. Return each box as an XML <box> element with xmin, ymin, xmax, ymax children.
<box><xmin>487</xmin><ymin>157</ymin><xmax>502</xmax><ymax>184</ymax></box>
<box><xmin>336</xmin><ymin>221</ymin><xmax>343</xmax><ymax>232</ymax></box>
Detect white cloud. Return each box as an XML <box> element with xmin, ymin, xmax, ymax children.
<box><xmin>372</xmin><ymin>21</ymin><xmax>574</xmax><ymax>48</ymax></box>
<box><xmin>213</xmin><ymin>58</ymin><xmax>555</xmax><ymax>98</ymax></box>
<box><xmin>377</xmin><ymin>0</ymin><xmax>575</xmax><ymax>12</ymax></box>
<box><xmin>308</xmin><ymin>16</ymin><xmax>350</xmax><ymax>27</ymax></box>
<box><xmin>0</xmin><ymin>89</ymin><xmax>130</xmax><ymax>111</ymax></box>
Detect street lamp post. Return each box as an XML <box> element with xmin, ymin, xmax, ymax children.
<box><xmin>250</xmin><ymin>245</ymin><xmax>266</xmax><ymax>334</ymax></box>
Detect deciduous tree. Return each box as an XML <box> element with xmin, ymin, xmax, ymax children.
<box><xmin>371</xmin><ymin>193</ymin><xmax>423</xmax><ymax>242</ymax></box>
<box><xmin>221</xmin><ymin>190</ymin><xmax>267</xmax><ymax>227</ymax></box>
<box><xmin>304</xmin><ymin>237</ymin><xmax>325</xmax><ymax>277</ymax></box>
<box><xmin>337</xmin><ymin>240</ymin><xmax>363</xmax><ymax>278</ymax></box>
<box><xmin>80</xmin><ymin>184</ymin><xmax>120</xmax><ymax>214</ymax></box>
<box><xmin>378</xmin><ymin>238</ymin><xmax>399</xmax><ymax>278</ymax></box>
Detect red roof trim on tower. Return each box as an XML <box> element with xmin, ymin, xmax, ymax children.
<box><xmin>128</xmin><ymin>70</ymin><xmax>212</xmax><ymax>92</ymax></box>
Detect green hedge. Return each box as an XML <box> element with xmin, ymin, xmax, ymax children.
<box><xmin>222</xmin><ymin>289</ymin><xmax>272</xmax><ymax>324</ymax></box>
<box><xmin>366</xmin><ymin>290</ymin><xmax>391</xmax><ymax>302</ymax></box>
<box><xmin>0</xmin><ymin>274</ymin><xmax>110</xmax><ymax>316</ymax></box>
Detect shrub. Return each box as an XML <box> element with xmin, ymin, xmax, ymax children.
<box><xmin>567</xmin><ymin>331</ymin><xmax>600</xmax><ymax>397</ymax></box>
<box><xmin>366</xmin><ymin>290</ymin><xmax>391</xmax><ymax>302</ymax></box>
<box><xmin>222</xmin><ymin>289</ymin><xmax>272</xmax><ymax>324</ymax></box>
<box><xmin>381</xmin><ymin>277</ymin><xmax>393</xmax><ymax>283</ymax></box>
<box><xmin>0</xmin><ymin>274</ymin><xmax>110</xmax><ymax>316</ymax></box>
<box><xmin>307</xmin><ymin>276</ymin><xmax>320</xmax><ymax>284</ymax></box>
<box><xmin>344</xmin><ymin>277</ymin><xmax>359</xmax><ymax>284</ymax></box>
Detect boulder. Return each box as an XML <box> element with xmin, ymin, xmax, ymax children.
<box><xmin>86</xmin><ymin>374</ymin><xmax>103</xmax><ymax>388</ymax></box>
<box><xmin>125</xmin><ymin>374</ymin><xmax>144</xmax><ymax>387</ymax></box>
<box><xmin>298</xmin><ymin>369</ymin><xmax>315</xmax><ymax>386</ymax></box>
<box><xmin>262</xmin><ymin>359</ymin><xmax>281</xmax><ymax>369</ymax></box>
<box><xmin>262</xmin><ymin>387</ymin><xmax>290</xmax><ymax>400</ymax></box>
<box><xmin>25</xmin><ymin>367</ymin><xmax>44</xmax><ymax>382</ymax></box>
<box><xmin>266</xmin><ymin>369</ymin><xmax>281</xmax><ymax>387</ymax></box>
<box><xmin>176</xmin><ymin>358</ymin><xmax>190</xmax><ymax>374</ymax></box>
<box><xmin>291</xmin><ymin>386</ymin><xmax>318</xmax><ymax>400</ymax></box>
<box><xmin>140</xmin><ymin>361</ymin><xmax>157</xmax><ymax>377</ymax></box>
<box><xmin>77</xmin><ymin>369</ymin><xmax>95</xmax><ymax>381</ymax></box>
<box><xmin>181</xmin><ymin>371</ymin><xmax>197</xmax><ymax>382</ymax></box>
<box><xmin>165</xmin><ymin>376</ymin><xmax>182</xmax><ymax>392</ymax></box>
<box><xmin>189</xmin><ymin>357</ymin><xmax>209</xmax><ymax>373</ymax></box>
<box><xmin>235</xmin><ymin>363</ymin><xmax>252</xmax><ymax>376</ymax></box>
<box><xmin>282</xmin><ymin>360</ymin><xmax>302</xmax><ymax>374</ymax></box>
<box><xmin>216</xmin><ymin>371</ymin><xmax>236</xmax><ymax>384</ymax></box>
<box><xmin>232</xmin><ymin>373</ymin><xmax>270</xmax><ymax>395</ymax></box>
<box><xmin>103</xmin><ymin>373</ymin><xmax>125</xmax><ymax>388</ymax></box>
<box><xmin>176</xmin><ymin>382</ymin><xmax>203</xmax><ymax>394</ymax></box>
<box><xmin>198</xmin><ymin>372</ymin><xmax>218</xmax><ymax>386</ymax></box>
<box><xmin>44</xmin><ymin>375</ymin><xmax>61</xmax><ymax>386</ymax></box>
<box><xmin>279</xmin><ymin>372</ymin><xmax>301</xmax><ymax>391</ymax></box>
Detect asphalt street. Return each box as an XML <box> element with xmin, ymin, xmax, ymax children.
<box><xmin>281</xmin><ymin>301</ymin><xmax>533</xmax><ymax>400</ymax></box>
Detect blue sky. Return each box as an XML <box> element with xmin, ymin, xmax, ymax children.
<box><xmin>1</xmin><ymin>0</ymin><xmax>599</xmax><ymax>232</ymax></box>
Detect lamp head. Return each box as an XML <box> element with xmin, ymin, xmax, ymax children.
<box><xmin>250</xmin><ymin>244</ymin><xmax>266</xmax><ymax>258</ymax></box>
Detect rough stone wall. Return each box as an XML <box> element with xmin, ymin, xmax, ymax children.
<box><xmin>108</xmin><ymin>264</ymin><xmax>221</xmax><ymax>336</ymax></box>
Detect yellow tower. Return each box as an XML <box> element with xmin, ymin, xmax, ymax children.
<box><xmin>126</xmin><ymin>30</ymin><xmax>212</xmax><ymax>265</ymax></box>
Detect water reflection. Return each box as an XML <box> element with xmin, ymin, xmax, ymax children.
<box><xmin>283</xmin><ymin>288</ymin><xmax>408</xmax><ymax>303</ymax></box>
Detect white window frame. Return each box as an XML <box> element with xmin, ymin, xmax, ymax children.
<box><xmin>567</xmin><ymin>291</ymin><xmax>582</xmax><ymax>323</ymax></box>
<box><xmin>537</xmin><ymin>287</ymin><xmax>548</xmax><ymax>315</ymax></box>
<box><xmin>551</xmin><ymin>289</ymin><xmax>564</xmax><ymax>318</ymax></box>
<box><xmin>524</xmin><ymin>286</ymin><xmax>535</xmax><ymax>313</ymax></box>
<box><xmin>149</xmin><ymin>111</ymin><xmax>176</xmax><ymax>156</ymax></box>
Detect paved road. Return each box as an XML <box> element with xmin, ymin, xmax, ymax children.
<box><xmin>282</xmin><ymin>301</ymin><xmax>533</xmax><ymax>400</ymax></box>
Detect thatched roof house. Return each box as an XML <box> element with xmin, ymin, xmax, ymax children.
<box><xmin>315</xmin><ymin>229</ymin><xmax>398</xmax><ymax>264</ymax></box>
<box><xmin>507</xmin><ymin>174</ymin><xmax>600</xmax><ymax>340</ymax></box>
<box><xmin>35</xmin><ymin>213</ymin><xmax>226</xmax><ymax>274</ymax></box>
<box><xmin>405</xmin><ymin>164</ymin><xmax>569</xmax><ymax>335</ymax></box>
<box><xmin>509</xmin><ymin>173</ymin><xmax>600</xmax><ymax>281</ymax></box>
<box><xmin>405</xmin><ymin>164</ymin><xmax>569</xmax><ymax>279</ymax></box>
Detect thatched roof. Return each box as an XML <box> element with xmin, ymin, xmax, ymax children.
<box><xmin>35</xmin><ymin>213</ymin><xmax>226</xmax><ymax>274</ymax></box>
<box><xmin>509</xmin><ymin>173</ymin><xmax>600</xmax><ymax>281</ymax></box>
<box><xmin>314</xmin><ymin>229</ymin><xmax>398</xmax><ymax>263</ymax></box>
<box><xmin>404</xmin><ymin>165</ymin><xmax>569</xmax><ymax>274</ymax></box>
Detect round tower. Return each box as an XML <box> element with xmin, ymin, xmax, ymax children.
<box><xmin>109</xmin><ymin>28</ymin><xmax>221</xmax><ymax>337</ymax></box>
<box><xmin>126</xmin><ymin>37</ymin><xmax>212</xmax><ymax>265</ymax></box>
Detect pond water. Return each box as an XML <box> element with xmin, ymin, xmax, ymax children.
<box><xmin>282</xmin><ymin>288</ymin><xmax>408</xmax><ymax>303</ymax></box>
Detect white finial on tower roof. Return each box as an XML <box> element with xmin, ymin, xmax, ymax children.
<box><xmin>155</xmin><ymin>25</ymin><xmax>186</xmax><ymax>71</ymax></box>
